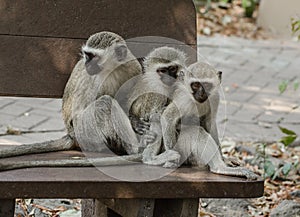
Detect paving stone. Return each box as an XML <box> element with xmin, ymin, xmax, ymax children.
<box><xmin>0</xmin><ymin>98</ymin><xmax>15</xmax><ymax>108</ymax></box>
<box><xmin>218</xmin><ymin>101</ymin><xmax>241</xmax><ymax>117</ymax></box>
<box><xmin>22</xmin><ymin>131</ymin><xmax>66</xmax><ymax>143</ymax></box>
<box><xmin>280</xmin><ymin>49</ymin><xmax>300</xmax><ymax>59</ymax></box>
<box><xmin>0</xmin><ymin>135</ymin><xmax>31</xmax><ymax>145</ymax></box>
<box><xmin>29</xmin><ymin>109</ymin><xmax>61</xmax><ymax>119</ymax></box>
<box><xmin>230</xmin><ymin>103</ymin><xmax>263</xmax><ymax>122</ymax></box>
<box><xmin>31</xmin><ymin>118</ymin><xmax>65</xmax><ymax>131</ymax></box>
<box><xmin>266</xmin><ymin>98</ymin><xmax>298</xmax><ymax>113</ymax></box>
<box><xmin>256</xmin><ymin>110</ymin><xmax>285</xmax><ymax>123</ymax></box>
<box><xmin>276</xmin><ymin>62</ymin><xmax>300</xmax><ymax>79</ymax></box>
<box><xmin>17</xmin><ymin>98</ymin><xmax>62</xmax><ymax>112</ymax></box>
<box><xmin>249</xmin><ymin>94</ymin><xmax>274</xmax><ymax>107</ymax></box>
<box><xmin>226</xmin><ymin>89</ymin><xmax>256</xmax><ymax>103</ymax></box>
<box><xmin>0</xmin><ymin>113</ymin><xmax>16</xmax><ymax>125</ymax></box>
<box><xmin>0</xmin><ymin>102</ymin><xmax>32</xmax><ymax>116</ymax></box>
<box><xmin>8</xmin><ymin>114</ymin><xmax>49</xmax><ymax>131</ymax></box>
<box><xmin>13</xmin><ymin>97</ymin><xmax>53</xmax><ymax>106</ymax></box>
<box><xmin>281</xmin><ymin>107</ymin><xmax>300</xmax><ymax>124</ymax></box>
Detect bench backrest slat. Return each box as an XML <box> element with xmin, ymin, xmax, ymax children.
<box><xmin>0</xmin><ymin>0</ymin><xmax>196</xmax><ymax>98</ymax></box>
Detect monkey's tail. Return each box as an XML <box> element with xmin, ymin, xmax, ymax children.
<box><xmin>0</xmin><ymin>154</ymin><xmax>142</xmax><ymax>171</ymax></box>
<box><xmin>0</xmin><ymin>135</ymin><xmax>75</xmax><ymax>158</ymax></box>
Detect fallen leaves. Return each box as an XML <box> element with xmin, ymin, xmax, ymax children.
<box><xmin>196</xmin><ymin>0</ymin><xmax>271</xmax><ymax>40</ymax></box>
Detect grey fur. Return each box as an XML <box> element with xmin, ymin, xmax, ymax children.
<box><xmin>128</xmin><ymin>46</ymin><xmax>187</xmax><ymax>166</ymax></box>
<box><xmin>160</xmin><ymin>62</ymin><xmax>259</xmax><ymax>179</ymax></box>
<box><xmin>0</xmin><ymin>32</ymin><xmax>146</xmax><ymax>170</ymax></box>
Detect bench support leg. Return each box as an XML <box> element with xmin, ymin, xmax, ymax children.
<box><xmin>82</xmin><ymin>198</ymin><xmax>198</xmax><ymax>217</ymax></box>
<box><xmin>0</xmin><ymin>199</ymin><xmax>15</xmax><ymax>217</ymax></box>
<box><xmin>82</xmin><ymin>199</ymin><xmax>155</xmax><ymax>217</ymax></box>
<box><xmin>154</xmin><ymin>199</ymin><xmax>199</xmax><ymax>217</ymax></box>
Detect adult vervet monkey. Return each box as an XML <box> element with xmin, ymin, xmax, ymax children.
<box><xmin>159</xmin><ymin>62</ymin><xmax>258</xmax><ymax>179</ymax></box>
<box><xmin>0</xmin><ymin>31</ymin><xmax>154</xmax><ymax>170</ymax></box>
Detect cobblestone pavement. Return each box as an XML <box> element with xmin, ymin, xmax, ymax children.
<box><xmin>1</xmin><ymin>36</ymin><xmax>299</xmax><ymax>146</ymax></box>
<box><xmin>198</xmin><ymin>36</ymin><xmax>300</xmax><ymax>142</ymax></box>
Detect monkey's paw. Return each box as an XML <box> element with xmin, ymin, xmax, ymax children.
<box><xmin>142</xmin><ymin>130</ymin><xmax>157</xmax><ymax>145</ymax></box>
<box><xmin>224</xmin><ymin>157</ymin><xmax>243</xmax><ymax>167</ymax></box>
<box><xmin>134</xmin><ymin>118</ymin><xmax>151</xmax><ymax>135</ymax></box>
<box><xmin>242</xmin><ymin>169</ymin><xmax>260</xmax><ymax>180</ymax></box>
<box><xmin>161</xmin><ymin>150</ymin><xmax>181</xmax><ymax>168</ymax></box>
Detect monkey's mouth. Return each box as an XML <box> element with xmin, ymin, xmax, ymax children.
<box><xmin>194</xmin><ymin>91</ymin><xmax>208</xmax><ymax>103</ymax></box>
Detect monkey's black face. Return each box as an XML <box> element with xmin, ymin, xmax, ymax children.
<box><xmin>191</xmin><ymin>81</ymin><xmax>212</xmax><ymax>103</ymax></box>
<box><xmin>157</xmin><ymin>65</ymin><xmax>179</xmax><ymax>86</ymax></box>
<box><xmin>84</xmin><ymin>51</ymin><xmax>104</xmax><ymax>75</ymax></box>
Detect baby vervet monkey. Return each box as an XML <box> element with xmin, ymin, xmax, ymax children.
<box><xmin>0</xmin><ymin>31</ymin><xmax>156</xmax><ymax>171</ymax></box>
<box><xmin>159</xmin><ymin>62</ymin><xmax>258</xmax><ymax>179</ymax></box>
<box><xmin>127</xmin><ymin>46</ymin><xmax>188</xmax><ymax>166</ymax></box>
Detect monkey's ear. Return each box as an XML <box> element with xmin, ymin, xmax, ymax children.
<box><xmin>114</xmin><ymin>44</ymin><xmax>128</xmax><ymax>62</ymax></box>
<box><xmin>217</xmin><ymin>71</ymin><xmax>222</xmax><ymax>83</ymax></box>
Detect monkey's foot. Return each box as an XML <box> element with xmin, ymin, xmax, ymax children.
<box><xmin>241</xmin><ymin>169</ymin><xmax>260</xmax><ymax>180</ymax></box>
<box><xmin>224</xmin><ymin>157</ymin><xmax>242</xmax><ymax>167</ymax></box>
<box><xmin>143</xmin><ymin>150</ymin><xmax>181</xmax><ymax>167</ymax></box>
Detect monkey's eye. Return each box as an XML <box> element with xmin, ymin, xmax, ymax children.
<box><xmin>168</xmin><ymin>65</ymin><xmax>178</xmax><ymax>73</ymax></box>
<box><xmin>191</xmin><ymin>82</ymin><xmax>201</xmax><ymax>92</ymax></box>
<box><xmin>157</xmin><ymin>68</ymin><xmax>168</xmax><ymax>74</ymax></box>
<box><xmin>84</xmin><ymin>51</ymin><xmax>96</xmax><ymax>62</ymax></box>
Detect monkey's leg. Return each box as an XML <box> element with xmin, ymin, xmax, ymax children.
<box><xmin>74</xmin><ymin>95</ymin><xmax>142</xmax><ymax>155</ymax></box>
<box><xmin>141</xmin><ymin>113</ymin><xmax>180</xmax><ymax>167</ymax></box>
<box><xmin>177</xmin><ymin>126</ymin><xmax>259</xmax><ymax>180</ymax></box>
<box><xmin>0</xmin><ymin>135</ymin><xmax>75</xmax><ymax>159</ymax></box>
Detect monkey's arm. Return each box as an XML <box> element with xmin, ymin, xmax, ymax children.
<box><xmin>0</xmin><ymin>135</ymin><xmax>75</xmax><ymax>159</ymax></box>
<box><xmin>0</xmin><ymin>154</ymin><xmax>142</xmax><ymax>171</ymax></box>
<box><xmin>161</xmin><ymin>102</ymin><xmax>181</xmax><ymax>150</ymax></box>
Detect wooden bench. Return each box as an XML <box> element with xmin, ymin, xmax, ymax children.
<box><xmin>0</xmin><ymin>0</ymin><xmax>264</xmax><ymax>216</ymax></box>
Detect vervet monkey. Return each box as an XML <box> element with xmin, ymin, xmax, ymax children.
<box><xmin>128</xmin><ymin>46</ymin><xmax>187</xmax><ymax>166</ymax></box>
<box><xmin>159</xmin><ymin>62</ymin><xmax>258</xmax><ymax>179</ymax></box>
<box><xmin>0</xmin><ymin>31</ymin><xmax>154</xmax><ymax>170</ymax></box>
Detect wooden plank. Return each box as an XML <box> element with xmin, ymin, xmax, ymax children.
<box><xmin>153</xmin><ymin>199</ymin><xmax>199</xmax><ymax>217</ymax></box>
<box><xmin>0</xmin><ymin>0</ymin><xmax>196</xmax><ymax>44</ymax></box>
<box><xmin>0</xmin><ymin>150</ymin><xmax>264</xmax><ymax>199</ymax></box>
<box><xmin>0</xmin><ymin>0</ymin><xmax>196</xmax><ymax>98</ymax></box>
<box><xmin>0</xmin><ymin>199</ymin><xmax>15</xmax><ymax>217</ymax></box>
<box><xmin>0</xmin><ymin>36</ymin><xmax>197</xmax><ymax>98</ymax></box>
<box><xmin>0</xmin><ymin>35</ymin><xmax>80</xmax><ymax>98</ymax></box>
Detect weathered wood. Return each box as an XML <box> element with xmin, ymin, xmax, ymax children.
<box><xmin>82</xmin><ymin>199</ymin><xmax>111</xmax><ymax>217</ymax></box>
<box><xmin>0</xmin><ymin>36</ymin><xmax>197</xmax><ymax>98</ymax></box>
<box><xmin>0</xmin><ymin>199</ymin><xmax>15</xmax><ymax>217</ymax></box>
<box><xmin>0</xmin><ymin>0</ymin><xmax>196</xmax><ymax>43</ymax></box>
<box><xmin>101</xmin><ymin>199</ymin><xmax>155</xmax><ymax>217</ymax></box>
<box><xmin>84</xmin><ymin>199</ymin><xmax>198</xmax><ymax>217</ymax></box>
<box><xmin>153</xmin><ymin>199</ymin><xmax>199</xmax><ymax>217</ymax></box>
<box><xmin>0</xmin><ymin>149</ymin><xmax>264</xmax><ymax>199</ymax></box>
<box><xmin>0</xmin><ymin>0</ymin><xmax>196</xmax><ymax>98</ymax></box>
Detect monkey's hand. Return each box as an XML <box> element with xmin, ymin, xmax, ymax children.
<box><xmin>130</xmin><ymin>116</ymin><xmax>150</xmax><ymax>135</ymax></box>
<box><xmin>142</xmin><ymin>130</ymin><xmax>157</xmax><ymax>146</ymax></box>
